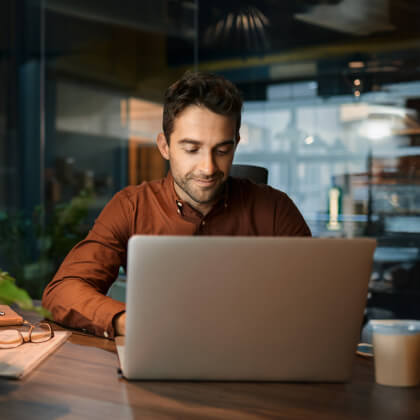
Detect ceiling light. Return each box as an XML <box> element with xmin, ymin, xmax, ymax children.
<box><xmin>203</xmin><ymin>5</ymin><xmax>270</xmax><ymax>51</ymax></box>
<box><xmin>304</xmin><ymin>135</ymin><xmax>314</xmax><ymax>145</ymax></box>
<box><xmin>358</xmin><ymin>120</ymin><xmax>392</xmax><ymax>141</ymax></box>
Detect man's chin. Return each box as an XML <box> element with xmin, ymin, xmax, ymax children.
<box><xmin>174</xmin><ymin>177</ymin><xmax>226</xmax><ymax>207</ymax></box>
<box><xmin>189</xmin><ymin>191</ymin><xmax>219</xmax><ymax>205</ymax></box>
<box><xmin>187</xmin><ymin>185</ymin><xmax>223</xmax><ymax>205</ymax></box>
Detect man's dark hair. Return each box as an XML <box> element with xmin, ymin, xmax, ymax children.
<box><xmin>162</xmin><ymin>71</ymin><xmax>243</xmax><ymax>142</ymax></box>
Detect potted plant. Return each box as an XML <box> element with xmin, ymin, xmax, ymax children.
<box><xmin>0</xmin><ymin>270</ymin><xmax>50</xmax><ymax>317</ymax></box>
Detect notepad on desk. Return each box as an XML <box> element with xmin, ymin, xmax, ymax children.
<box><xmin>0</xmin><ymin>330</ymin><xmax>71</xmax><ymax>379</ymax></box>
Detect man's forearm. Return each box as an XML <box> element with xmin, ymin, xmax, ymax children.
<box><xmin>42</xmin><ymin>277</ymin><xmax>125</xmax><ymax>338</ymax></box>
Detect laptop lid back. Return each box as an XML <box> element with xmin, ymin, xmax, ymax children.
<box><xmin>122</xmin><ymin>236</ymin><xmax>376</xmax><ymax>381</ymax></box>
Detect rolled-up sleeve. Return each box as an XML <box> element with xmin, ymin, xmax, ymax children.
<box><xmin>42</xmin><ymin>189</ymin><xmax>133</xmax><ymax>338</ymax></box>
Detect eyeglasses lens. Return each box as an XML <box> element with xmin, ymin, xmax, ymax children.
<box><xmin>31</xmin><ymin>324</ymin><xmax>52</xmax><ymax>343</ymax></box>
<box><xmin>0</xmin><ymin>330</ymin><xmax>23</xmax><ymax>349</ymax></box>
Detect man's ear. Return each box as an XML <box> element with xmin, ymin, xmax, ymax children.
<box><xmin>157</xmin><ymin>132</ymin><xmax>169</xmax><ymax>160</ymax></box>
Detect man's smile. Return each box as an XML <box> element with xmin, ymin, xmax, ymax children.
<box><xmin>193</xmin><ymin>177</ymin><xmax>219</xmax><ymax>187</ymax></box>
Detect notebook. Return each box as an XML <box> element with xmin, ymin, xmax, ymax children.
<box><xmin>0</xmin><ymin>331</ymin><xmax>71</xmax><ymax>378</ymax></box>
<box><xmin>116</xmin><ymin>236</ymin><xmax>376</xmax><ymax>381</ymax></box>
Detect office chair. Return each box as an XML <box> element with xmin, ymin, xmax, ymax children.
<box><xmin>230</xmin><ymin>164</ymin><xmax>268</xmax><ymax>184</ymax></box>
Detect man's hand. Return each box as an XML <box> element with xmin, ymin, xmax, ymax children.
<box><xmin>113</xmin><ymin>312</ymin><xmax>126</xmax><ymax>336</ymax></box>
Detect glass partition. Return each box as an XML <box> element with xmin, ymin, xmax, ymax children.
<box><xmin>0</xmin><ymin>0</ymin><xmax>44</xmax><ymax>296</ymax></box>
<box><xmin>1</xmin><ymin>0</ymin><xmax>419</xmax><ymax>320</ymax></box>
<box><xmin>222</xmin><ymin>1</ymin><xmax>420</xmax><ymax>320</ymax></box>
<box><xmin>0</xmin><ymin>0</ymin><xmax>196</xmax><ymax>297</ymax></box>
<box><xmin>40</xmin><ymin>1</ymin><xmax>196</xmax><ymax>293</ymax></box>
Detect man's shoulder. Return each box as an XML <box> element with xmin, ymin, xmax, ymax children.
<box><xmin>119</xmin><ymin>178</ymin><xmax>167</xmax><ymax>198</ymax></box>
<box><xmin>111</xmin><ymin>178</ymin><xmax>168</xmax><ymax>208</ymax></box>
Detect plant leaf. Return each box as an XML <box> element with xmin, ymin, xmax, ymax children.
<box><xmin>0</xmin><ymin>272</ymin><xmax>51</xmax><ymax>318</ymax></box>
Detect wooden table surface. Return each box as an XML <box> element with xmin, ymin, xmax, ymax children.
<box><xmin>1</xmin><ymin>320</ymin><xmax>420</xmax><ymax>419</ymax></box>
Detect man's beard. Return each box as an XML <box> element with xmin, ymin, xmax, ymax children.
<box><xmin>173</xmin><ymin>171</ymin><xmax>225</xmax><ymax>205</ymax></box>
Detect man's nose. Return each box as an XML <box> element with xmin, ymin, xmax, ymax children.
<box><xmin>198</xmin><ymin>152</ymin><xmax>217</xmax><ymax>175</ymax></box>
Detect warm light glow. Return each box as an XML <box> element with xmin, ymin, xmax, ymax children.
<box><xmin>128</xmin><ymin>98</ymin><xmax>162</xmax><ymax>138</ymax></box>
<box><xmin>354</xmin><ymin>90</ymin><xmax>361</xmax><ymax>97</ymax></box>
<box><xmin>203</xmin><ymin>6</ymin><xmax>270</xmax><ymax>50</ymax></box>
<box><xmin>120</xmin><ymin>99</ymin><xmax>128</xmax><ymax>127</ymax></box>
<box><xmin>242</xmin><ymin>15</ymin><xmax>249</xmax><ymax>30</ymax></box>
<box><xmin>354</xmin><ymin>79</ymin><xmax>361</xmax><ymax>86</ymax></box>
<box><xmin>349</xmin><ymin>61</ymin><xmax>365</xmax><ymax>69</ymax></box>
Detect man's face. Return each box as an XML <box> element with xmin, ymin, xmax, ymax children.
<box><xmin>157</xmin><ymin>105</ymin><xmax>239</xmax><ymax>215</ymax></box>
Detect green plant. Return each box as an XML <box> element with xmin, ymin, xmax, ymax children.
<box><xmin>35</xmin><ymin>188</ymin><xmax>93</xmax><ymax>266</ymax></box>
<box><xmin>0</xmin><ymin>188</ymin><xmax>93</xmax><ymax>299</ymax></box>
<box><xmin>0</xmin><ymin>270</ymin><xmax>50</xmax><ymax>318</ymax></box>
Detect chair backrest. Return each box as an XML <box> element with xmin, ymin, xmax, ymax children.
<box><xmin>230</xmin><ymin>164</ymin><xmax>268</xmax><ymax>184</ymax></box>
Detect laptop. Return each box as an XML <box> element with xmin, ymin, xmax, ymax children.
<box><xmin>116</xmin><ymin>236</ymin><xmax>376</xmax><ymax>381</ymax></box>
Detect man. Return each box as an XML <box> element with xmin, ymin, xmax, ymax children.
<box><xmin>42</xmin><ymin>71</ymin><xmax>311</xmax><ymax>338</ymax></box>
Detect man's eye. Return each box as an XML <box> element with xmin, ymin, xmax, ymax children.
<box><xmin>216</xmin><ymin>148</ymin><xmax>231</xmax><ymax>155</ymax></box>
<box><xmin>185</xmin><ymin>148</ymin><xmax>198</xmax><ymax>154</ymax></box>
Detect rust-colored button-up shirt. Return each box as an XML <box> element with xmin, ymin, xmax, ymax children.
<box><xmin>42</xmin><ymin>172</ymin><xmax>311</xmax><ymax>338</ymax></box>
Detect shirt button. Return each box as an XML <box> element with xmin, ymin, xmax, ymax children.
<box><xmin>104</xmin><ymin>331</ymin><xmax>109</xmax><ymax>338</ymax></box>
<box><xmin>201</xmin><ymin>220</ymin><xmax>206</xmax><ymax>226</ymax></box>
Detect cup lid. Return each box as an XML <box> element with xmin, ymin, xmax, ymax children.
<box><xmin>371</xmin><ymin>320</ymin><xmax>420</xmax><ymax>335</ymax></box>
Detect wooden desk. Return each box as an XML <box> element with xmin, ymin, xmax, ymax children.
<box><xmin>1</xmin><ymin>326</ymin><xmax>420</xmax><ymax>419</ymax></box>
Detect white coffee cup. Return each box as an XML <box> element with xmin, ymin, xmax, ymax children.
<box><xmin>372</xmin><ymin>320</ymin><xmax>420</xmax><ymax>387</ymax></box>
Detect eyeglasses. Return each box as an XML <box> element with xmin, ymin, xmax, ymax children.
<box><xmin>0</xmin><ymin>322</ymin><xmax>54</xmax><ymax>349</ymax></box>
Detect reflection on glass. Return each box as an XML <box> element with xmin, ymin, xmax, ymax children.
<box><xmin>237</xmin><ymin>92</ymin><xmax>420</xmax><ymax>242</ymax></box>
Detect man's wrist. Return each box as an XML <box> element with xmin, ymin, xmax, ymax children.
<box><xmin>113</xmin><ymin>311</ymin><xmax>126</xmax><ymax>336</ymax></box>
